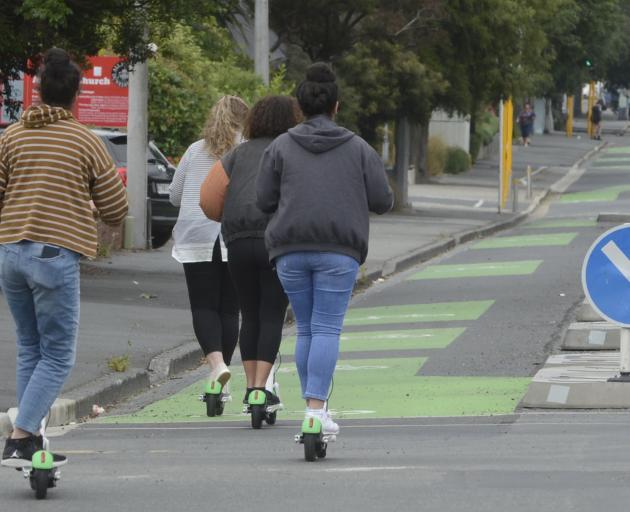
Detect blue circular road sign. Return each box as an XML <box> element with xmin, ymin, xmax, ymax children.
<box><xmin>582</xmin><ymin>225</ymin><xmax>630</xmax><ymax>327</ymax></box>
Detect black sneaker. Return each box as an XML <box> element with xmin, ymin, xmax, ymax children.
<box><xmin>265</xmin><ymin>390</ymin><xmax>281</xmax><ymax>407</ymax></box>
<box><xmin>2</xmin><ymin>435</ymin><xmax>67</xmax><ymax>469</ymax></box>
<box><xmin>2</xmin><ymin>436</ymin><xmax>37</xmax><ymax>468</ymax></box>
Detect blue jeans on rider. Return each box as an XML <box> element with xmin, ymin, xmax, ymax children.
<box><xmin>0</xmin><ymin>241</ymin><xmax>80</xmax><ymax>434</ymax></box>
<box><xmin>275</xmin><ymin>251</ymin><xmax>359</xmax><ymax>401</ymax></box>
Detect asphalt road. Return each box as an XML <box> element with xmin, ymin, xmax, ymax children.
<box><xmin>4</xmin><ymin>413</ymin><xmax>630</xmax><ymax>511</ymax></box>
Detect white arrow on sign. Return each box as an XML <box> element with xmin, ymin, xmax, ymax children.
<box><xmin>602</xmin><ymin>240</ymin><xmax>630</xmax><ymax>281</ymax></box>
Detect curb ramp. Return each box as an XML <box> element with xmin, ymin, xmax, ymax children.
<box><xmin>521</xmin><ymin>352</ymin><xmax>630</xmax><ymax>409</ymax></box>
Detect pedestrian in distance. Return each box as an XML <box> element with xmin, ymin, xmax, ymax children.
<box><xmin>169</xmin><ymin>95</ymin><xmax>248</xmax><ymax>412</ymax></box>
<box><xmin>200</xmin><ymin>95</ymin><xmax>302</xmax><ymax>427</ymax></box>
<box><xmin>518</xmin><ymin>102</ymin><xmax>536</xmax><ymax>146</ymax></box>
<box><xmin>0</xmin><ymin>48</ymin><xmax>128</xmax><ymax>466</ymax></box>
<box><xmin>256</xmin><ymin>63</ymin><xmax>393</xmax><ymax>440</ymax></box>
<box><xmin>591</xmin><ymin>99</ymin><xmax>603</xmax><ymax>141</ymax></box>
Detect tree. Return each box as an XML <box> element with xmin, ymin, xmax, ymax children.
<box><xmin>558</xmin><ymin>0</ymin><xmax>624</xmax><ymax>92</ymax></box>
<box><xmin>148</xmin><ymin>22</ymin><xmax>292</xmax><ymax>157</ymax></box>
<box><xmin>0</xmin><ymin>0</ymin><xmax>241</xmax><ymax>116</ymax></box>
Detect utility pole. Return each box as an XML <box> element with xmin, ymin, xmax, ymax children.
<box><xmin>126</xmin><ymin>57</ymin><xmax>149</xmax><ymax>249</ymax></box>
<box><xmin>255</xmin><ymin>0</ymin><xmax>269</xmax><ymax>85</ymax></box>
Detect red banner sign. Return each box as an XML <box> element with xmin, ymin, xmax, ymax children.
<box><xmin>23</xmin><ymin>56</ymin><xmax>129</xmax><ymax>127</ymax></box>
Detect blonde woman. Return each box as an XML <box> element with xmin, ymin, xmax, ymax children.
<box><xmin>169</xmin><ymin>96</ymin><xmax>249</xmax><ymax>415</ymax></box>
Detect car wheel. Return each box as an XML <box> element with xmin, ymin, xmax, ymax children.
<box><xmin>151</xmin><ymin>228</ymin><xmax>172</xmax><ymax>249</ymax></box>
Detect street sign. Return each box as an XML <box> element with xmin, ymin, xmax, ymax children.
<box><xmin>23</xmin><ymin>56</ymin><xmax>129</xmax><ymax>128</ymax></box>
<box><xmin>582</xmin><ymin>224</ymin><xmax>630</xmax><ymax>327</ymax></box>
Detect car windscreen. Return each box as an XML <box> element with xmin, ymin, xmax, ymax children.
<box><xmin>105</xmin><ymin>135</ymin><xmax>166</xmax><ymax>166</ymax></box>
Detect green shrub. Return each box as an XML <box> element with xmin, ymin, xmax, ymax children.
<box><xmin>469</xmin><ymin>132</ymin><xmax>482</xmax><ymax>163</ymax></box>
<box><xmin>445</xmin><ymin>146</ymin><xmax>471</xmax><ymax>174</ymax></box>
<box><xmin>469</xmin><ymin>110</ymin><xmax>499</xmax><ymax>163</ymax></box>
<box><xmin>427</xmin><ymin>136</ymin><xmax>448</xmax><ymax>176</ymax></box>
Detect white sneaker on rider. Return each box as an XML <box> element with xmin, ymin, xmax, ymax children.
<box><xmin>209</xmin><ymin>362</ymin><xmax>231</xmax><ymax>388</ymax></box>
<box><xmin>306</xmin><ymin>407</ymin><xmax>339</xmax><ymax>435</ymax></box>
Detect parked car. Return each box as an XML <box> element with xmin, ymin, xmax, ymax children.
<box><xmin>93</xmin><ymin>129</ymin><xmax>179</xmax><ymax>249</ymax></box>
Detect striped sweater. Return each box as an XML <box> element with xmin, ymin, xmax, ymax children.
<box><xmin>0</xmin><ymin>105</ymin><xmax>128</xmax><ymax>258</ymax></box>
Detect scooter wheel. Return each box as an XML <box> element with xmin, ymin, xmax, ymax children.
<box><xmin>31</xmin><ymin>469</ymin><xmax>49</xmax><ymax>500</ymax></box>
<box><xmin>205</xmin><ymin>394</ymin><xmax>219</xmax><ymax>417</ymax></box>
<box><xmin>303</xmin><ymin>434</ymin><xmax>318</xmax><ymax>462</ymax></box>
<box><xmin>266</xmin><ymin>411</ymin><xmax>277</xmax><ymax>425</ymax></box>
<box><xmin>251</xmin><ymin>405</ymin><xmax>264</xmax><ymax>429</ymax></box>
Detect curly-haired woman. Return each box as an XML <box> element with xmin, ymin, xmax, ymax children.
<box><xmin>200</xmin><ymin>96</ymin><xmax>302</xmax><ymax>418</ymax></box>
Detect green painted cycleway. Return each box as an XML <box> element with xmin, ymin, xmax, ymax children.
<box><xmin>473</xmin><ymin>233</ymin><xmax>577</xmax><ymax>249</ymax></box>
<box><xmin>408</xmin><ymin>260</ymin><xmax>542</xmax><ymax>280</ymax></box>
<box><xmin>343</xmin><ymin>300</ymin><xmax>495</xmax><ymax>326</ymax></box>
<box><xmin>560</xmin><ymin>185</ymin><xmax>630</xmax><ymax>203</ymax></box>
<box><xmin>102</xmin><ymin>357</ymin><xmax>530</xmax><ymax>422</ymax></box>
<box><xmin>591</xmin><ymin>162</ymin><xmax>630</xmax><ymax>169</ymax></box>
<box><xmin>603</xmin><ymin>146</ymin><xmax>630</xmax><ymax>154</ymax></box>
<box><xmin>279</xmin><ymin>327</ymin><xmax>466</xmax><ymax>355</ymax></box>
<box><xmin>524</xmin><ymin>218</ymin><xmax>596</xmax><ymax>229</ymax></box>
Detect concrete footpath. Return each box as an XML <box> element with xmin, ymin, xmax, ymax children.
<box><xmin>0</xmin><ymin>131</ymin><xmax>606</xmax><ymax>434</ymax></box>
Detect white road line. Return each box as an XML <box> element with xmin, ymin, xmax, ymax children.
<box><xmin>92</xmin><ymin>420</ymin><xmax>630</xmax><ymax>431</ymax></box>
<box><xmin>323</xmin><ymin>466</ymin><xmax>417</xmax><ymax>473</ymax></box>
<box><xmin>602</xmin><ymin>240</ymin><xmax>630</xmax><ymax>281</ymax></box>
<box><xmin>474</xmin><ymin>199</ymin><xmax>484</xmax><ymax>208</ymax></box>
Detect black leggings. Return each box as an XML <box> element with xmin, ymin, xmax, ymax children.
<box><xmin>183</xmin><ymin>238</ymin><xmax>239</xmax><ymax>363</ymax></box>
<box><xmin>227</xmin><ymin>238</ymin><xmax>288</xmax><ymax>364</ymax></box>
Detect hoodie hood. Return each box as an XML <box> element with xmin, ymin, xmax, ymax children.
<box><xmin>288</xmin><ymin>115</ymin><xmax>354</xmax><ymax>154</ymax></box>
<box><xmin>21</xmin><ymin>105</ymin><xmax>73</xmax><ymax>129</ymax></box>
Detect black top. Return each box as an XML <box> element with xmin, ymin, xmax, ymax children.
<box><xmin>221</xmin><ymin>137</ymin><xmax>274</xmax><ymax>244</ymax></box>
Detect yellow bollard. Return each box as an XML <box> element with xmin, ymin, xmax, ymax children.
<box><xmin>566</xmin><ymin>96</ymin><xmax>574</xmax><ymax>137</ymax></box>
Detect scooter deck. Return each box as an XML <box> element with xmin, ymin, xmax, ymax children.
<box><xmin>1</xmin><ymin>458</ymin><xmax>67</xmax><ymax>469</ymax></box>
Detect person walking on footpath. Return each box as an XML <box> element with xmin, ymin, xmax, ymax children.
<box><xmin>0</xmin><ymin>48</ymin><xmax>128</xmax><ymax>466</ymax></box>
<box><xmin>169</xmin><ymin>96</ymin><xmax>248</xmax><ymax>406</ymax></box>
<box><xmin>256</xmin><ymin>63</ymin><xmax>393</xmax><ymax>435</ymax></box>
<box><xmin>591</xmin><ymin>100</ymin><xmax>603</xmax><ymax>141</ymax></box>
<box><xmin>518</xmin><ymin>102</ymin><xmax>536</xmax><ymax>146</ymax></box>
<box><xmin>200</xmin><ymin>96</ymin><xmax>302</xmax><ymax>416</ymax></box>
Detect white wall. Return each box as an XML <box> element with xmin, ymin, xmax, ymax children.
<box><xmin>533</xmin><ymin>98</ymin><xmax>546</xmax><ymax>135</ymax></box>
<box><xmin>429</xmin><ymin>110</ymin><xmax>470</xmax><ymax>151</ymax></box>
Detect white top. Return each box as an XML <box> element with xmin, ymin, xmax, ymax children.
<box><xmin>169</xmin><ymin>139</ymin><xmax>227</xmax><ymax>263</ymax></box>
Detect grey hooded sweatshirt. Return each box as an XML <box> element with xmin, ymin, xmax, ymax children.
<box><xmin>256</xmin><ymin>115</ymin><xmax>393</xmax><ymax>264</ymax></box>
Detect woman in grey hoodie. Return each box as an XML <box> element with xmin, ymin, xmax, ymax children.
<box><xmin>256</xmin><ymin>63</ymin><xmax>393</xmax><ymax>436</ymax></box>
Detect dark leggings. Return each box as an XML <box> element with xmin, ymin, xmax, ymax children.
<box><xmin>183</xmin><ymin>238</ymin><xmax>239</xmax><ymax>363</ymax></box>
<box><xmin>227</xmin><ymin>238</ymin><xmax>288</xmax><ymax>364</ymax></box>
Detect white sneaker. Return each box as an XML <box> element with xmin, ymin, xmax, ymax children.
<box><xmin>209</xmin><ymin>362</ymin><xmax>231</xmax><ymax>388</ymax></box>
<box><xmin>306</xmin><ymin>408</ymin><xmax>339</xmax><ymax>435</ymax></box>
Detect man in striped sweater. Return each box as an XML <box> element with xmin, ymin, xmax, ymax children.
<box><xmin>0</xmin><ymin>48</ymin><xmax>128</xmax><ymax>467</ymax></box>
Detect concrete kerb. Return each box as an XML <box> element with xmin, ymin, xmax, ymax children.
<box><xmin>0</xmin><ymin>413</ymin><xmax>11</xmax><ymax>437</ymax></box>
<box><xmin>3</xmin><ymin>142</ymin><xmax>600</xmax><ymax>436</ymax></box>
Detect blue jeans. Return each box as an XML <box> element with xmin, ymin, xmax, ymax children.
<box><xmin>276</xmin><ymin>252</ymin><xmax>359</xmax><ymax>401</ymax></box>
<box><xmin>0</xmin><ymin>241</ymin><xmax>80</xmax><ymax>433</ymax></box>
